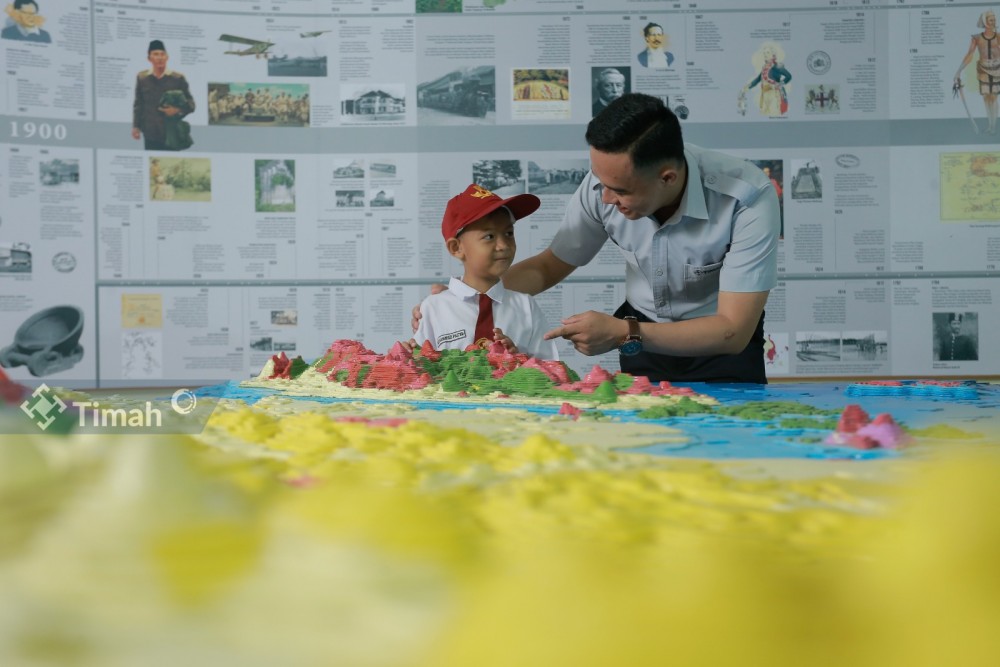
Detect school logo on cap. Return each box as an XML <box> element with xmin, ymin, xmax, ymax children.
<box><xmin>469</xmin><ymin>184</ymin><xmax>497</xmax><ymax>199</ymax></box>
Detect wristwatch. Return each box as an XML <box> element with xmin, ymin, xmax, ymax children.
<box><xmin>619</xmin><ymin>316</ymin><xmax>642</xmax><ymax>356</ymax></box>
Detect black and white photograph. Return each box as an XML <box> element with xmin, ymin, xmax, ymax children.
<box><xmin>790</xmin><ymin>159</ymin><xmax>823</xmax><ymax>200</ymax></box>
<box><xmin>417</xmin><ymin>65</ymin><xmax>495</xmax><ymax>125</ymax></box>
<box><xmin>332</xmin><ymin>159</ymin><xmax>365</xmax><ymax>179</ymax></box>
<box><xmin>39</xmin><ymin>158</ymin><xmax>79</xmax><ymax>186</ymax></box>
<box><xmin>340</xmin><ymin>84</ymin><xmax>406</xmax><ymax>124</ymax></box>
<box><xmin>795</xmin><ymin>331</ymin><xmax>841</xmax><ymax>362</ymax></box>
<box><xmin>841</xmin><ymin>330</ymin><xmax>888</xmax><ymax>362</ymax></box>
<box><xmin>270</xmin><ymin>309</ymin><xmax>298</xmax><ymax>326</ymax></box>
<box><xmin>335</xmin><ymin>190</ymin><xmax>365</xmax><ymax>208</ymax></box>
<box><xmin>932</xmin><ymin>311</ymin><xmax>979</xmax><ymax>361</ymax></box>
<box><xmin>0</xmin><ymin>242</ymin><xmax>32</xmax><ymax>273</ymax></box>
<box><xmin>527</xmin><ymin>158</ymin><xmax>588</xmax><ymax>195</ymax></box>
<box><xmin>369</xmin><ymin>189</ymin><xmax>395</xmax><ymax>207</ymax></box>
<box><xmin>472</xmin><ymin>159</ymin><xmax>526</xmax><ymax>196</ymax></box>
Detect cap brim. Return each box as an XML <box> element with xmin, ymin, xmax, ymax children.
<box><xmin>497</xmin><ymin>192</ymin><xmax>541</xmax><ymax>221</ymax></box>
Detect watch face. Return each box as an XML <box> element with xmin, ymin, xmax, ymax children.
<box><xmin>620</xmin><ymin>339</ymin><xmax>642</xmax><ymax>356</ymax></box>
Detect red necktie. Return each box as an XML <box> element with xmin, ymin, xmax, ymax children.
<box><xmin>474</xmin><ymin>293</ymin><xmax>494</xmax><ymax>343</ymax></box>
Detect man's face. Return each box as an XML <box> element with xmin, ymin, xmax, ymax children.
<box><xmin>590</xmin><ymin>148</ymin><xmax>675</xmax><ymax>221</ymax></box>
<box><xmin>644</xmin><ymin>26</ymin><xmax>665</xmax><ymax>51</ymax></box>
<box><xmin>950</xmin><ymin>318</ymin><xmax>962</xmax><ymax>334</ymax></box>
<box><xmin>598</xmin><ymin>73</ymin><xmax>625</xmax><ymax>102</ymax></box>
<box><xmin>12</xmin><ymin>2</ymin><xmax>44</xmax><ymax>29</ymax></box>
<box><xmin>148</xmin><ymin>49</ymin><xmax>169</xmax><ymax>71</ymax></box>
<box><xmin>452</xmin><ymin>209</ymin><xmax>517</xmax><ymax>284</ymax></box>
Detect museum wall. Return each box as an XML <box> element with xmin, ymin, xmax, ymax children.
<box><xmin>1</xmin><ymin>0</ymin><xmax>997</xmax><ymax>387</ymax></box>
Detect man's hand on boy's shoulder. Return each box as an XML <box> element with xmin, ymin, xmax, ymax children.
<box><xmin>410</xmin><ymin>283</ymin><xmax>448</xmax><ymax>332</ymax></box>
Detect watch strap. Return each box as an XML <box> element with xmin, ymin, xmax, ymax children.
<box><xmin>624</xmin><ymin>316</ymin><xmax>640</xmax><ymax>341</ymax></box>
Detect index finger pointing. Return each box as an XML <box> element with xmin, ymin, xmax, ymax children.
<box><xmin>543</xmin><ymin>325</ymin><xmax>567</xmax><ymax>341</ymax></box>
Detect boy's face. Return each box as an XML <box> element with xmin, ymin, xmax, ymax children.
<box><xmin>448</xmin><ymin>209</ymin><xmax>516</xmax><ymax>284</ymax></box>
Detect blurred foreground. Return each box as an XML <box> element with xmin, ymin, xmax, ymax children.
<box><xmin>2</xmin><ymin>395</ymin><xmax>999</xmax><ymax>666</ymax></box>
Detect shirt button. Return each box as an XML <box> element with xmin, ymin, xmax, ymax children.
<box><xmin>706</xmin><ymin>174</ymin><xmax>717</xmax><ymax>184</ymax></box>
<box><xmin>655</xmin><ymin>269</ymin><xmax>663</xmax><ymax>276</ymax></box>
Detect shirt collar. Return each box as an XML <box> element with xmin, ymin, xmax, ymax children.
<box><xmin>448</xmin><ymin>276</ymin><xmax>506</xmax><ymax>303</ymax></box>
<box><xmin>679</xmin><ymin>146</ymin><xmax>709</xmax><ymax>222</ymax></box>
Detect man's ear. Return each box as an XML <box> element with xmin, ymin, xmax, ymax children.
<box><xmin>446</xmin><ymin>237</ymin><xmax>463</xmax><ymax>260</ymax></box>
<box><xmin>659</xmin><ymin>163</ymin><xmax>679</xmax><ymax>186</ymax></box>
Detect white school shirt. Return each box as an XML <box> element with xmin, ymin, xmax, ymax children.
<box><xmin>414</xmin><ymin>277</ymin><xmax>559</xmax><ymax>360</ymax></box>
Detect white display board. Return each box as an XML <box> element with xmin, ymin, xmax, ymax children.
<box><xmin>1</xmin><ymin>0</ymin><xmax>997</xmax><ymax>387</ymax></box>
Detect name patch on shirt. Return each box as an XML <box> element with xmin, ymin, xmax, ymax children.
<box><xmin>437</xmin><ymin>329</ymin><xmax>467</xmax><ymax>347</ymax></box>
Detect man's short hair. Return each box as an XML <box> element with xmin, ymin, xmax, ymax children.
<box><xmin>643</xmin><ymin>22</ymin><xmax>663</xmax><ymax>37</ymax></box>
<box><xmin>14</xmin><ymin>0</ymin><xmax>39</xmax><ymax>10</ymax></box>
<box><xmin>586</xmin><ymin>93</ymin><xmax>684</xmax><ymax>170</ymax></box>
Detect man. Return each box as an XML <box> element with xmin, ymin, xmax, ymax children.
<box><xmin>955</xmin><ymin>10</ymin><xmax>998</xmax><ymax>135</ymax></box>
<box><xmin>132</xmin><ymin>40</ymin><xmax>195</xmax><ymax>150</ymax></box>
<box><xmin>940</xmin><ymin>313</ymin><xmax>977</xmax><ymax>361</ymax></box>
<box><xmin>637</xmin><ymin>22</ymin><xmax>673</xmax><ymax>69</ymax></box>
<box><xmin>592</xmin><ymin>67</ymin><xmax>626</xmax><ymax>117</ymax></box>
<box><xmin>414</xmin><ymin>94</ymin><xmax>780</xmax><ymax>383</ymax></box>
<box><xmin>2</xmin><ymin>0</ymin><xmax>51</xmax><ymax>43</ymax></box>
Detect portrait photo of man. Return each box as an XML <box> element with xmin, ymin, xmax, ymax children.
<box><xmin>591</xmin><ymin>66</ymin><xmax>629</xmax><ymax>117</ymax></box>
<box><xmin>2</xmin><ymin>0</ymin><xmax>52</xmax><ymax>43</ymax></box>
<box><xmin>637</xmin><ymin>22</ymin><xmax>673</xmax><ymax>68</ymax></box>
<box><xmin>132</xmin><ymin>39</ymin><xmax>195</xmax><ymax>151</ymax></box>
<box><xmin>935</xmin><ymin>312</ymin><xmax>978</xmax><ymax>361</ymax></box>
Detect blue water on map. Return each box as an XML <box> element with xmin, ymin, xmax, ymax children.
<box><xmin>192</xmin><ymin>381</ymin><xmax>1000</xmax><ymax>461</ymax></box>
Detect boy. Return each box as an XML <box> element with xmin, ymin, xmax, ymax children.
<box><xmin>410</xmin><ymin>183</ymin><xmax>559</xmax><ymax>360</ymax></box>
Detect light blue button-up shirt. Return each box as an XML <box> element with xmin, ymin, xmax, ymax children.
<box><xmin>550</xmin><ymin>144</ymin><xmax>780</xmax><ymax>322</ymax></box>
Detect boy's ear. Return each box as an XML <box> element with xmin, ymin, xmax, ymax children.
<box><xmin>446</xmin><ymin>237</ymin><xmax>464</xmax><ymax>259</ymax></box>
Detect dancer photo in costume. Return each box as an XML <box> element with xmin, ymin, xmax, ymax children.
<box><xmin>955</xmin><ymin>9</ymin><xmax>998</xmax><ymax>135</ymax></box>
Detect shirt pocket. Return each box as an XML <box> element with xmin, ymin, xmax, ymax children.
<box><xmin>682</xmin><ymin>260</ymin><xmax>723</xmax><ymax>304</ymax></box>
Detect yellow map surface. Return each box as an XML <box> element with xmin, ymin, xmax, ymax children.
<box><xmin>940</xmin><ymin>151</ymin><xmax>1000</xmax><ymax>221</ymax></box>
